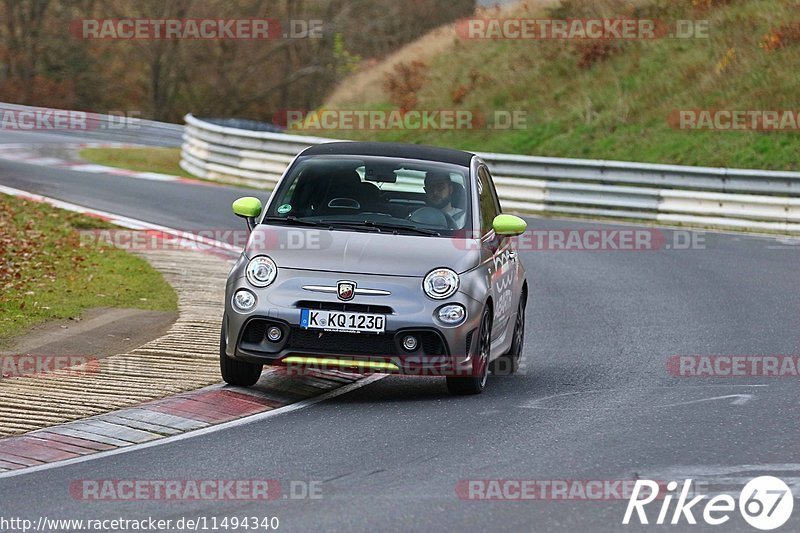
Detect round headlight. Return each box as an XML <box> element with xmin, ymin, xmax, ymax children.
<box><xmin>246</xmin><ymin>256</ymin><xmax>277</xmax><ymax>287</ymax></box>
<box><xmin>232</xmin><ymin>289</ymin><xmax>257</xmax><ymax>312</ymax></box>
<box><xmin>423</xmin><ymin>268</ymin><xmax>459</xmax><ymax>300</ymax></box>
<box><xmin>437</xmin><ymin>304</ymin><xmax>466</xmax><ymax>325</ymax></box>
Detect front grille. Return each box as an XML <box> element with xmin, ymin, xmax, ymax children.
<box><xmin>240</xmin><ymin>319</ymin><xmax>450</xmax><ymax>358</ymax></box>
<box><xmin>296</xmin><ymin>300</ymin><xmax>393</xmax><ymax>315</ymax></box>
<box><xmin>288</xmin><ymin>328</ymin><xmax>395</xmax><ymax>356</ymax></box>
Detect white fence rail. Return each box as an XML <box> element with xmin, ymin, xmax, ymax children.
<box><xmin>181</xmin><ymin>114</ymin><xmax>800</xmax><ymax>234</ymax></box>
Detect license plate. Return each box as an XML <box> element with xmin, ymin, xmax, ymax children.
<box><xmin>300</xmin><ymin>309</ymin><xmax>385</xmax><ymax>334</ymax></box>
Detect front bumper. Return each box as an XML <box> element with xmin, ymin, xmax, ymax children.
<box><xmin>222</xmin><ymin>268</ymin><xmax>484</xmax><ymax>375</ymax></box>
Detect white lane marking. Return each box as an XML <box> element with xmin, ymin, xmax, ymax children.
<box><xmin>20</xmin><ymin>157</ymin><xmax>67</xmax><ymax>166</ymax></box>
<box><xmin>0</xmin><ymin>143</ymin><xmax>206</xmax><ymax>184</ymax></box>
<box><xmin>0</xmin><ymin>184</ymin><xmax>239</xmax><ymax>254</ymax></box>
<box><xmin>0</xmin><ymin>151</ymin><xmax>35</xmax><ymax>159</ymax></box>
<box><xmin>519</xmin><ymin>385</ymin><xmax>766</xmax><ymax>410</ymax></box>
<box><xmin>67</xmin><ymin>164</ymin><xmax>129</xmax><ymax>173</ymax></box>
<box><xmin>635</xmin><ymin>465</ymin><xmax>800</xmax><ymax>498</ymax></box>
<box><xmin>640</xmin><ymin>464</ymin><xmax>800</xmax><ymax>477</ymax></box>
<box><xmin>66</xmin><ymin>164</ymin><xmax>179</xmax><ymax>181</ymax></box>
<box><xmin>663</xmin><ymin>394</ymin><xmax>753</xmax><ymax>407</ymax></box>
<box><xmin>136</xmin><ymin>171</ymin><xmax>185</xmax><ymax>181</ymax></box>
<box><xmin>0</xmin><ymin>374</ymin><xmax>386</xmax><ymax>479</ymax></box>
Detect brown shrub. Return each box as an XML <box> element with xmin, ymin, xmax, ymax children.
<box><xmin>451</xmin><ymin>85</ymin><xmax>470</xmax><ymax>104</ymax></box>
<box><xmin>575</xmin><ymin>42</ymin><xmax>623</xmax><ymax>69</ymax></box>
<box><xmin>761</xmin><ymin>23</ymin><xmax>800</xmax><ymax>52</ymax></box>
<box><xmin>690</xmin><ymin>0</ymin><xmax>735</xmax><ymax>11</ymax></box>
<box><xmin>383</xmin><ymin>60</ymin><xmax>428</xmax><ymax>111</ymax></box>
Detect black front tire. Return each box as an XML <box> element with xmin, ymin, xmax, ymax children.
<box><xmin>447</xmin><ymin>307</ymin><xmax>491</xmax><ymax>395</ymax></box>
<box><xmin>219</xmin><ymin>325</ymin><xmax>262</xmax><ymax>387</ymax></box>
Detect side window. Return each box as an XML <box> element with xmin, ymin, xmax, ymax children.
<box><xmin>478</xmin><ymin>167</ymin><xmax>500</xmax><ymax>236</ymax></box>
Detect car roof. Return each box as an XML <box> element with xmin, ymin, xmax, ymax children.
<box><xmin>300</xmin><ymin>142</ymin><xmax>476</xmax><ymax>167</ymax></box>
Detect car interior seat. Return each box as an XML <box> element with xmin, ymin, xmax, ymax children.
<box><xmin>450</xmin><ymin>182</ymin><xmax>467</xmax><ymax>212</ymax></box>
<box><xmin>318</xmin><ymin>170</ymin><xmax>366</xmax><ymax>214</ymax></box>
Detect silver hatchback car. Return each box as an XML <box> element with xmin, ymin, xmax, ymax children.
<box><xmin>221</xmin><ymin>142</ymin><xmax>528</xmax><ymax>394</ymax></box>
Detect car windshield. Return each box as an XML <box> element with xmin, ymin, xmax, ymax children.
<box><xmin>264</xmin><ymin>155</ymin><xmax>472</xmax><ymax>236</ymax></box>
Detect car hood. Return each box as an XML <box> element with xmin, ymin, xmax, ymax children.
<box><xmin>246</xmin><ymin>225</ymin><xmax>480</xmax><ymax>277</ymax></box>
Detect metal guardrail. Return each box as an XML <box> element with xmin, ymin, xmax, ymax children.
<box><xmin>181</xmin><ymin>114</ymin><xmax>800</xmax><ymax>234</ymax></box>
<box><xmin>0</xmin><ymin>102</ymin><xmax>184</xmax><ymax>147</ymax></box>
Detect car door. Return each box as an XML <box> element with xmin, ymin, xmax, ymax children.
<box><xmin>477</xmin><ymin>166</ymin><xmax>516</xmax><ymax>348</ymax></box>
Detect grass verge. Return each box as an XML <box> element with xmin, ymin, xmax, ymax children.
<box><xmin>78</xmin><ymin>147</ymin><xmax>194</xmax><ymax>178</ymax></box>
<box><xmin>0</xmin><ymin>194</ymin><xmax>178</xmax><ymax>344</ymax></box>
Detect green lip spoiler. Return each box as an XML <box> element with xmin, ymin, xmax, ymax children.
<box><xmin>282</xmin><ymin>356</ymin><xmax>399</xmax><ymax>371</ymax></box>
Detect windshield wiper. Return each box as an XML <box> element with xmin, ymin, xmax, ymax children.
<box><xmin>359</xmin><ymin>221</ymin><xmax>441</xmax><ymax>236</ymax></box>
<box><xmin>262</xmin><ymin>216</ymin><xmax>332</xmax><ymax>228</ymax></box>
<box><xmin>267</xmin><ymin>218</ymin><xmax>384</xmax><ymax>234</ymax></box>
<box><xmin>322</xmin><ymin>221</ymin><xmax>385</xmax><ymax>233</ymax></box>
<box><xmin>264</xmin><ymin>217</ymin><xmax>440</xmax><ymax>236</ymax></box>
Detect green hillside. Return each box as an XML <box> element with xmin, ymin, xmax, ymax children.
<box><xmin>305</xmin><ymin>0</ymin><xmax>800</xmax><ymax>170</ymax></box>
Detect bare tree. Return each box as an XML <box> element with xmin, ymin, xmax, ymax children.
<box><xmin>0</xmin><ymin>0</ymin><xmax>476</xmax><ymax>120</ymax></box>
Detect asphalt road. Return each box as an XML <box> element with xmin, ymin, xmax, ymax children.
<box><xmin>1</xmin><ymin>130</ymin><xmax>799</xmax><ymax>532</ymax></box>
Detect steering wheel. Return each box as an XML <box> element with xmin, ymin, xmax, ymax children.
<box><xmin>408</xmin><ymin>206</ymin><xmax>457</xmax><ymax>230</ymax></box>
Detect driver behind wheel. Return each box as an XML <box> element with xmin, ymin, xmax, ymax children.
<box><xmin>423</xmin><ymin>171</ymin><xmax>466</xmax><ymax>227</ymax></box>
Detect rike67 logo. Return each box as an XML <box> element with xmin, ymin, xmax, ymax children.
<box><xmin>623</xmin><ymin>477</ymin><xmax>793</xmax><ymax>530</ymax></box>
